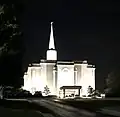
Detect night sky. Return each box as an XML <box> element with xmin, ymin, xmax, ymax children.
<box><xmin>18</xmin><ymin>0</ymin><xmax>120</xmax><ymax>91</ymax></box>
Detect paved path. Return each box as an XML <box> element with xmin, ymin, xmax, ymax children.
<box><xmin>31</xmin><ymin>99</ymin><xmax>112</xmax><ymax>117</ymax></box>
<box><xmin>4</xmin><ymin>98</ymin><xmax>116</xmax><ymax>117</ymax></box>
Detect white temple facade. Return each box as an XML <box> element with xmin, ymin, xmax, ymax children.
<box><xmin>23</xmin><ymin>22</ymin><xmax>95</xmax><ymax>97</ymax></box>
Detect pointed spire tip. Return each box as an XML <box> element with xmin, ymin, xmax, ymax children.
<box><xmin>49</xmin><ymin>21</ymin><xmax>55</xmax><ymax>49</ymax></box>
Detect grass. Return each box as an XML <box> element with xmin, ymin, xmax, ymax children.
<box><xmin>0</xmin><ymin>99</ymin><xmax>53</xmax><ymax>113</ymax></box>
<box><xmin>0</xmin><ymin>98</ymin><xmax>62</xmax><ymax>117</ymax></box>
<box><xmin>1</xmin><ymin>97</ymin><xmax>120</xmax><ymax>116</ymax></box>
<box><xmin>0</xmin><ymin>107</ymin><xmax>44</xmax><ymax>117</ymax></box>
<box><xmin>54</xmin><ymin>98</ymin><xmax>120</xmax><ymax>112</ymax></box>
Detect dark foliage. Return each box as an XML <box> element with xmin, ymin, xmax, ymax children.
<box><xmin>105</xmin><ymin>66</ymin><xmax>120</xmax><ymax>97</ymax></box>
<box><xmin>33</xmin><ymin>91</ymin><xmax>43</xmax><ymax>97</ymax></box>
<box><xmin>0</xmin><ymin>4</ymin><xmax>25</xmax><ymax>87</ymax></box>
<box><xmin>43</xmin><ymin>85</ymin><xmax>51</xmax><ymax>95</ymax></box>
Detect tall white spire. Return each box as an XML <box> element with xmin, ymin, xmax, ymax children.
<box><xmin>49</xmin><ymin>22</ymin><xmax>55</xmax><ymax>49</ymax></box>
<box><xmin>46</xmin><ymin>22</ymin><xmax>57</xmax><ymax>60</ymax></box>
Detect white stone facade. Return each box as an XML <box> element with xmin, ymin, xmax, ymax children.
<box><xmin>23</xmin><ymin>22</ymin><xmax>96</xmax><ymax>97</ymax></box>
<box><xmin>23</xmin><ymin>60</ymin><xmax>95</xmax><ymax>96</ymax></box>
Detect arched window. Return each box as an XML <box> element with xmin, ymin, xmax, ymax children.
<box><xmin>62</xmin><ymin>68</ymin><xmax>69</xmax><ymax>72</ymax></box>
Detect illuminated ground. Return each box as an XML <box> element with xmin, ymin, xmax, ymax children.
<box><xmin>0</xmin><ymin>98</ymin><xmax>120</xmax><ymax>117</ymax></box>
<box><xmin>31</xmin><ymin>98</ymin><xmax>119</xmax><ymax>117</ymax></box>
<box><xmin>32</xmin><ymin>99</ymin><xmax>96</xmax><ymax>117</ymax></box>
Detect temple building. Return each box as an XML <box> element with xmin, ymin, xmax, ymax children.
<box><xmin>23</xmin><ymin>22</ymin><xmax>95</xmax><ymax>98</ymax></box>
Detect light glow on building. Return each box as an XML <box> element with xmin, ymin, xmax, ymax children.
<box><xmin>23</xmin><ymin>22</ymin><xmax>96</xmax><ymax>98</ymax></box>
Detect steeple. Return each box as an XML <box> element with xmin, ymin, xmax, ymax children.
<box><xmin>46</xmin><ymin>22</ymin><xmax>57</xmax><ymax>60</ymax></box>
<box><xmin>49</xmin><ymin>22</ymin><xmax>55</xmax><ymax>49</ymax></box>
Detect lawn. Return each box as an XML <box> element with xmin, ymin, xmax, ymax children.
<box><xmin>54</xmin><ymin>98</ymin><xmax>120</xmax><ymax>112</ymax></box>
<box><xmin>0</xmin><ymin>99</ymin><xmax>55</xmax><ymax>117</ymax></box>
<box><xmin>0</xmin><ymin>107</ymin><xmax>44</xmax><ymax>117</ymax></box>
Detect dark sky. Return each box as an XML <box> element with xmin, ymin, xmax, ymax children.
<box><xmin>19</xmin><ymin>0</ymin><xmax>120</xmax><ymax>91</ymax></box>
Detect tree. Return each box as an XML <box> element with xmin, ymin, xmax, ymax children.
<box><xmin>105</xmin><ymin>67</ymin><xmax>120</xmax><ymax>97</ymax></box>
<box><xmin>91</xmin><ymin>89</ymin><xmax>101</xmax><ymax>97</ymax></box>
<box><xmin>87</xmin><ymin>85</ymin><xmax>93</xmax><ymax>96</ymax></box>
<box><xmin>0</xmin><ymin>4</ymin><xmax>25</xmax><ymax>87</ymax></box>
<box><xmin>87</xmin><ymin>86</ymin><xmax>101</xmax><ymax>97</ymax></box>
<box><xmin>0</xmin><ymin>85</ymin><xmax>4</xmax><ymax>99</ymax></box>
<box><xmin>43</xmin><ymin>85</ymin><xmax>51</xmax><ymax>95</ymax></box>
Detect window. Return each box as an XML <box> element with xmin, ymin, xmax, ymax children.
<box><xmin>62</xmin><ymin>68</ymin><xmax>69</xmax><ymax>72</ymax></box>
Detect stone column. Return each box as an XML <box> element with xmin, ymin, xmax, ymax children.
<box><xmin>63</xmin><ymin>89</ymin><xmax>65</xmax><ymax>98</ymax></box>
<box><xmin>74</xmin><ymin>70</ymin><xmax>77</xmax><ymax>85</ymax></box>
<box><xmin>53</xmin><ymin>70</ymin><xmax>56</xmax><ymax>88</ymax></box>
<box><xmin>53</xmin><ymin>68</ymin><xmax>58</xmax><ymax>95</ymax></box>
<box><xmin>78</xmin><ymin>89</ymin><xmax>80</xmax><ymax>96</ymax></box>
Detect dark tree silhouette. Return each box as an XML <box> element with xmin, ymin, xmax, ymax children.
<box><xmin>87</xmin><ymin>86</ymin><xmax>101</xmax><ymax>97</ymax></box>
<box><xmin>0</xmin><ymin>4</ymin><xmax>25</xmax><ymax>87</ymax></box>
<box><xmin>105</xmin><ymin>67</ymin><xmax>120</xmax><ymax>97</ymax></box>
<box><xmin>43</xmin><ymin>85</ymin><xmax>51</xmax><ymax>95</ymax></box>
<box><xmin>87</xmin><ymin>85</ymin><xmax>93</xmax><ymax>96</ymax></box>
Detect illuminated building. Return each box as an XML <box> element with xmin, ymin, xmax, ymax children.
<box><xmin>23</xmin><ymin>22</ymin><xmax>95</xmax><ymax>97</ymax></box>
